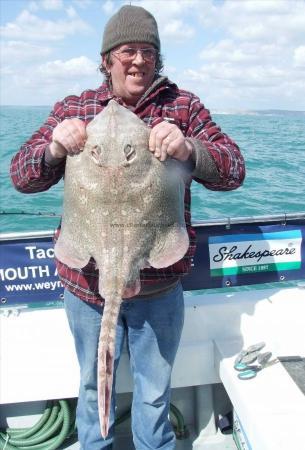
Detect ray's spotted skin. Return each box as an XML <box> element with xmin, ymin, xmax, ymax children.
<box><xmin>54</xmin><ymin>100</ymin><xmax>189</xmax><ymax>438</ymax></box>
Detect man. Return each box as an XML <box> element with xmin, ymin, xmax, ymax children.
<box><xmin>10</xmin><ymin>5</ymin><xmax>245</xmax><ymax>450</ymax></box>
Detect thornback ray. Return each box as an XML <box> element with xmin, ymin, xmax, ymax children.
<box><xmin>54</xmin><ymin>99</ymin><xmax>189</xmax><ymax>438</ymax></box>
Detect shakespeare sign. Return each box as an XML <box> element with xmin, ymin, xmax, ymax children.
<box><xmin>209</xmin><ymin>230</ymin><xmax>302</xmax><ymax>277</ymax></box>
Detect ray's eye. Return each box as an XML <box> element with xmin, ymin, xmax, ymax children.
<box><xmin>91</xmin><ymin>144</ymin><xmax>101</xmax><ymax>155</ymax></box>
<box><xmin>124</xmin><ymin>144</ymin><xmax>136</xmax><ymax>161</ymax></box>
<box><xmin>91</xmin><ymin>145</ymin><xmax>102</xmax><ymax>164</ymax></box>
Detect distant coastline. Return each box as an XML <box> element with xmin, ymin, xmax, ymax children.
<box><xmin>212</xmin><ymin>109</ymin><xmax>305</xmax><ymax>117</ymax></box>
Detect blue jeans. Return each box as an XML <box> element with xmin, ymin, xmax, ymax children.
<box><xmin>64</xmin><ymin>283</ymin><xmax>185</xmax><ymax>450</ymax></box>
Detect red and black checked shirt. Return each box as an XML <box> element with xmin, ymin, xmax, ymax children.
<box><xmin>10</xmin><ymin>77</ymin><xmax>245</xmax><ymax>304</ymax></box>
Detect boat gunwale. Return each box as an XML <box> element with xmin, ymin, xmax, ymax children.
<box><xmin>1</xmin><ymin>212</ymin><xmax>305</xmax><ymax>241</ymax></box>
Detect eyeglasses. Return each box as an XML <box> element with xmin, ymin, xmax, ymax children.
<box><xmin>112</xmin><ymin>47</ymin><xmax>157</xmax><ymax>63</ymax></box>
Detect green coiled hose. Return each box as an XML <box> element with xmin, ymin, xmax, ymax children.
<box><xmin>0</xmin><ymin>400</ymin><xmax>75</xmax><ymax>450</ymax></box>
<box><xmin>0</xmin><ymin>399</ymin><xmax>187</xmax><ymax>449</ymax></box>
<box><xmin>169</xmin><ymin>403</ymin><xmax>189</xmax><ymax>439</ymax></box>
<box><xmin>4</xmin><ymin>403</ymin><xmax>53</xmax><ymax>440</ymax></box>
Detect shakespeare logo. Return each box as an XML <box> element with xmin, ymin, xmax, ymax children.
<box><xmin>208</xmin><ymin>230</ymin><xmax>302</xmax><ymax>277</ymax></box>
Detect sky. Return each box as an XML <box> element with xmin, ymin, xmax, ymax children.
<box><xmin>1</xmin><ymin>0</ymin><xmax>305</xmax><ymax>111</ymax></box>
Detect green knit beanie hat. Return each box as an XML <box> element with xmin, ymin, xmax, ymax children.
<box><xmin>101</xmin><ymin>5</ymin><xmax>160</xmax><ymax>54</ymax></box>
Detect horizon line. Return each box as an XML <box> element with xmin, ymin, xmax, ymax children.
<box><xmin>1</xmin><ymin>105</ymin><xmax>304</xmax><ymax>114</ymax></box>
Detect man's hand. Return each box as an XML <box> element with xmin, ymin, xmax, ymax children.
<box><xmin>149</xmin><ymin>121</ymin><xmax>193</xmax><ymax>162</ymax></box>
<box><xmin>49</xmin><ymin>118</ymin><xmax>87</xmax><ymax>160</ymax></box>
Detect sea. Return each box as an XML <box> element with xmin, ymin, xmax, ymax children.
<box><xmin>1</xmin><ymin>106</ymin><xmax>304</xmax><ymax>234</ymax></box>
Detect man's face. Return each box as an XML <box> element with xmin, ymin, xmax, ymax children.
<box><xmin>103</xmin><ymin>43</ymin><xmax>157</xmax><ymax>106</ymax></box>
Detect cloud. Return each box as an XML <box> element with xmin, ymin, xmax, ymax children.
<box><xmin>72</xmin><ymin>0</ymin><xmax>93</xmax><ymax>8</ymax></box>
<box><xmin>200</xmin><ymin>40</ymin><xmax>259</xmax><ymax>65</ymax></box>
<box><xmin>0</xmin><ymin>2</ymin><xmax>97</xmax><ymax>106</ymax></box>
<box><xmin>40</xmin><ymin>0</ymin><xmax>64</xmax><ymax>10</ymax></box>
<box><xmin>138</xmin><ymin>0</ymin><xmax>201</xmax><ymax>18</ymax></box>
<box><xmin>199</xmin><ymin>39</ymin><xmax>290</xmax><ymax>70</ymax></box>
<box><xmin>1</xmin><ymin>40</ymin><xmax>53</xmax><ymax>63</ymax></box>
<box><xmin>0</xmin><ymin>66</ymin><xmax>14</xmax><ymax>76</ymax></box>
<box><xmin>162</xmin><ymin>19</ymin><xmax>194</xmax><ymax>41</ymax></box>
<box><xmin>172</xmin><ymin>0</ymin><xmax>305</xmax><ymax>110</ymax></box>
<box><xmin>0</xmin><ymin>8</ymin><xmax>92</xmax><ymax>41</ymax></box>
<box><xmin>37</xmin><ymin>56</ymin><xmax>97</xmax><ymax>80</ymax></box>
<box><xmin>182</xmin><ymin>60</ymin><xmax>304</xmax><ymax>110</ymax></box>
<box><xmin>28</xmin><ymin>1</ymin><xmax>39</xmax><ymax>12</ymax></box>
<box><xmin>102</xmin><ymin>0</ymin><xmax>117</xmax><ymax>15</ymax></box>
<box><xmin>136</xmin><ymin>0</ymin><xmax>198</xmax><ymax>43</ymax></box>
<box><xmin>1</xmin><ymin>55</ymin><xmax>101</xmax><ymax>105</ymax></box>
<box><xmin>294</xmin><ymin>46</ymin><xmax>305</xmax><ymax>68</ymax></box>
<box><xmin>28</xmin><ymin>0</ymin><xmax>64</xmax><ymax>11</ymax></box>
<box><xmin>199</xmin><ymin>0</ymin><xmax>305</xmax><ymax>44</ymax></box>
<box><xmin>66</xmin><ymin>6</ymin><xmax>77</xmax><ymax>18</ymax></box>
<box><xmin>186</xmin><ymin>63</ymin><xmax>289</xmax><ymax>89</ymax></box>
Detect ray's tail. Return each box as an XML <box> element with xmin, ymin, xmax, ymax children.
<box><xmin>97</xmin><ymin>295</ymin><xmax>122</xmax><ymax>438</ymax></box>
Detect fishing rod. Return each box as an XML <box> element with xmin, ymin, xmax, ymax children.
<box><xmin>0</xmin><ymin>210</ymin><xmax>61</xmax><ymax>217</ymax></box>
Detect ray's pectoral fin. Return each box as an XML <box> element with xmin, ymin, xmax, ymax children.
<box><xmin>54</xmin><ymin>235</ymin><xmax>90</xmax><ymax>269</ymax></box>
<box><xmin>148</xmin><ymin>225</ymin><xmax>189</xmax><ymax>269</ymax></box>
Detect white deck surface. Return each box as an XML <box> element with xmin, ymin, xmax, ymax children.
<box><xmin>215</xmin><ymin>285</ymin><xmax>305</xmax><ymax>450</ymax></box>
<box><xmin>1</xmin><ymin>284</ymin><xmax>305</xmax><ymax>449</ymax></box>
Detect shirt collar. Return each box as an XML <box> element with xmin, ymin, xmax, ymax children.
<box><xmin>96</xmin><ymin>76</ymin><xmax>176</xmax><ymax>108</ymax></box>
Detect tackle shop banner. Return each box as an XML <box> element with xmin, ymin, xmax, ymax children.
<box><xmin>0</xmin><ymin>237</ymin><xmax>64</xmax><ymax>307</ymax></box>
<box><xmin>0</xmin><ymin>220</ymin><xmax>305</xmax><ymax>307</ymax></box>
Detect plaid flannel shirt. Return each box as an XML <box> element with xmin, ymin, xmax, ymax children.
<box><xmin>10</xmin><ymin>77</ymin><xmax>245</xmax><ymax>304</ymax></box>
